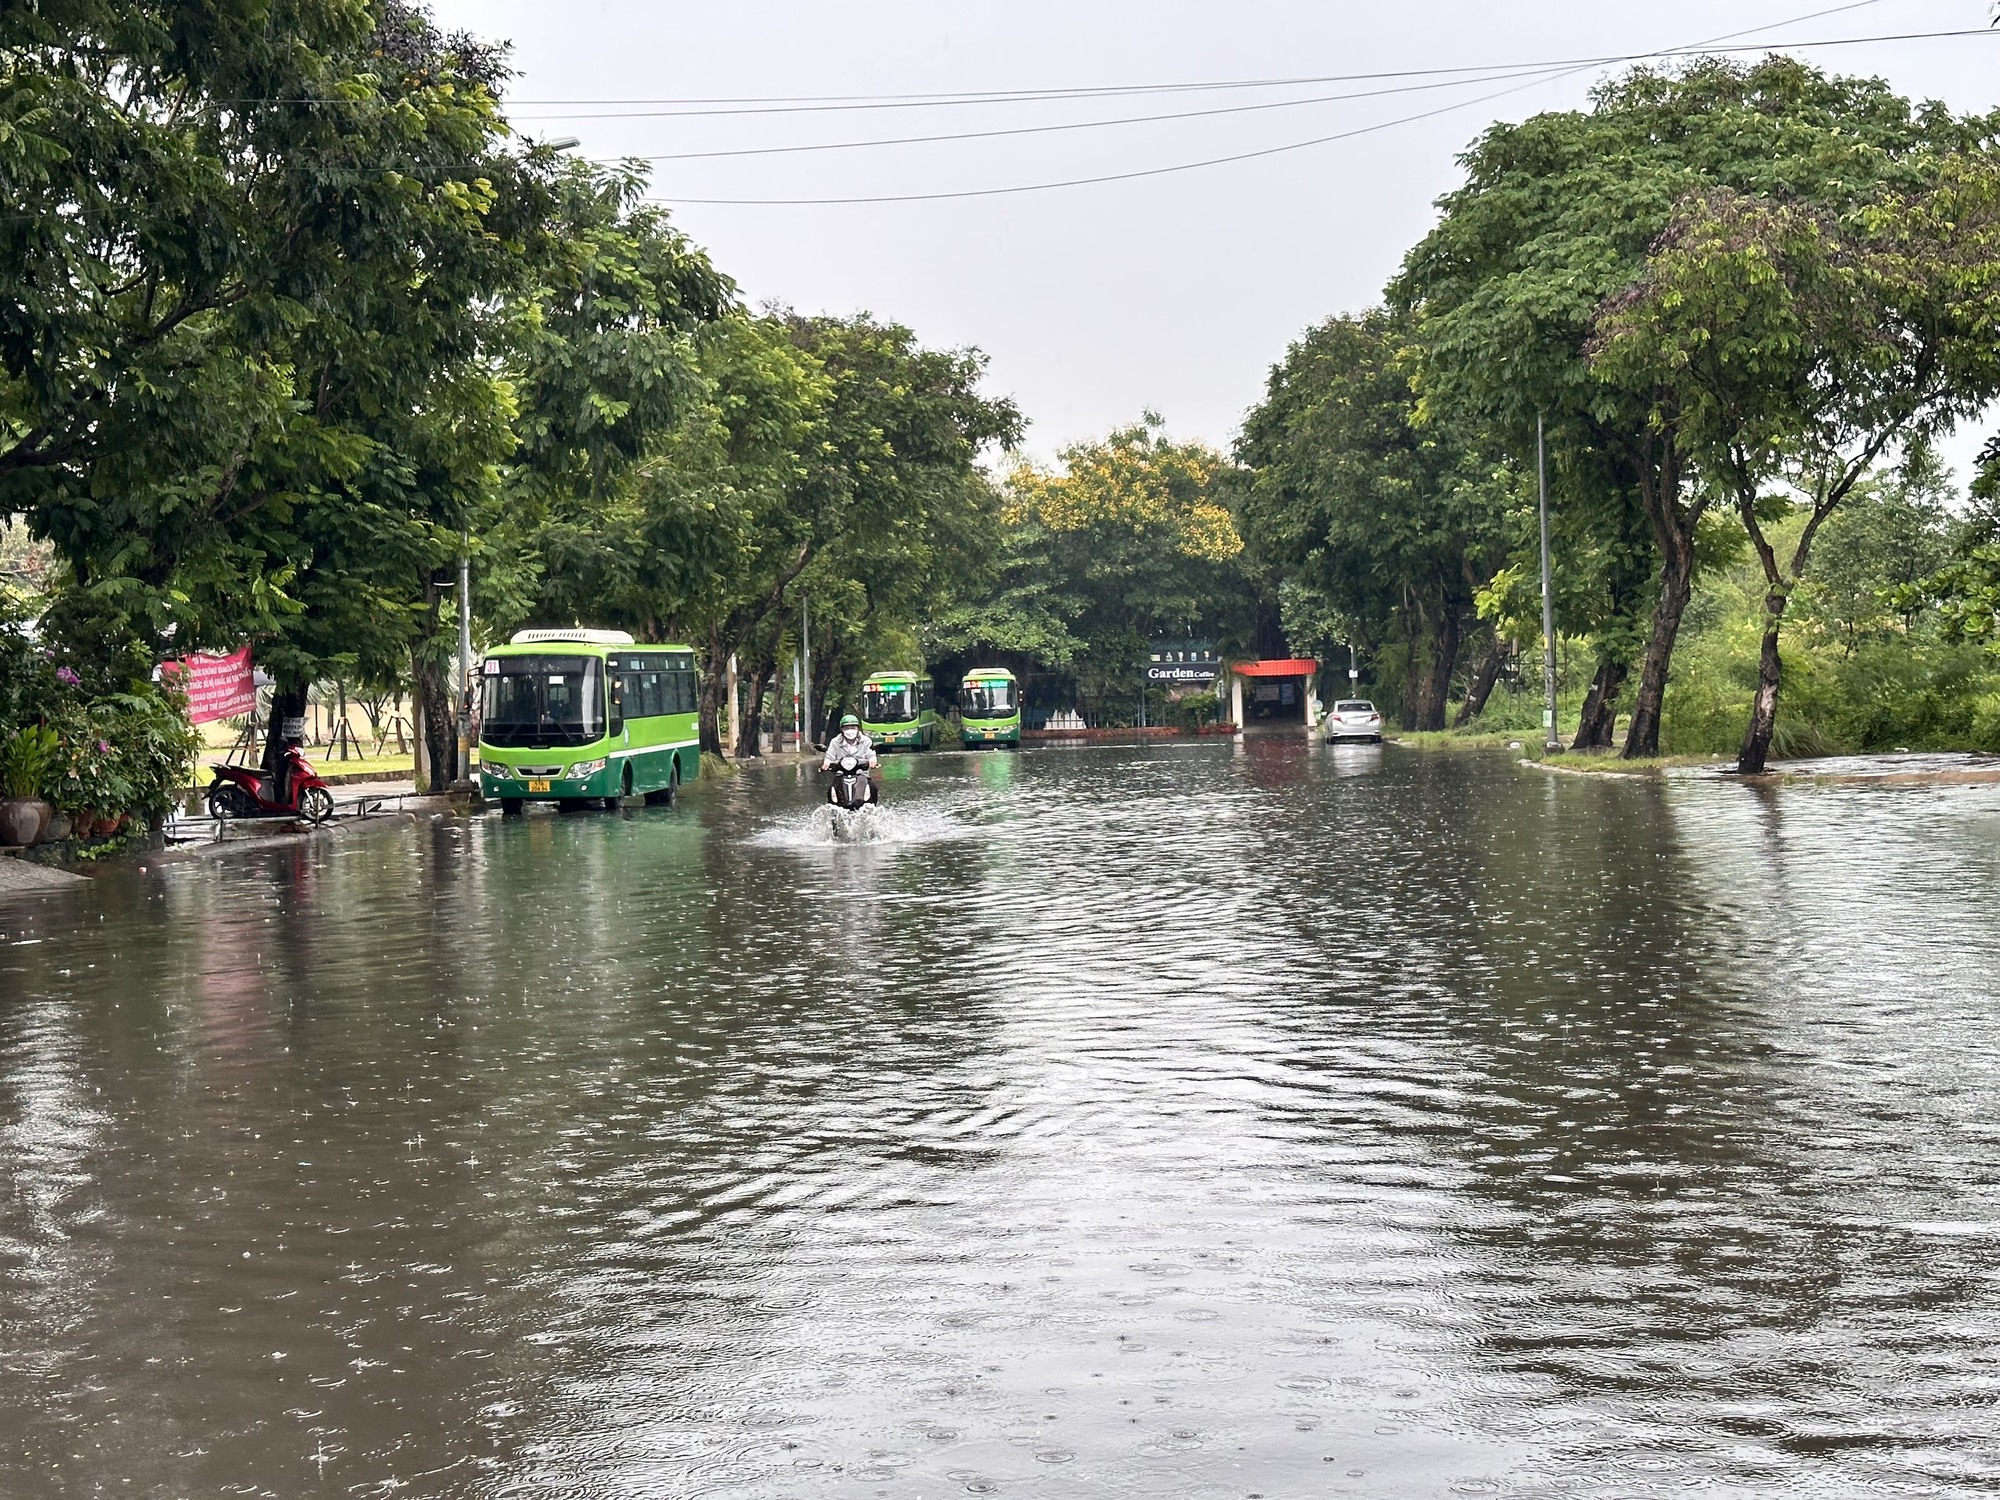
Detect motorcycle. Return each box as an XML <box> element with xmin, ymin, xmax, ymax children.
<box><xmin>206</xmin><ymin>744</ymin><xmax>336</xmax><ymax>825</ymax></box>
<box><xmin>823</xmin><ymin>754</ymin><xmax>879</xmax><ymax>811</ymax></box>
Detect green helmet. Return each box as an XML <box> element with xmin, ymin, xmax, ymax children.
<box><xmin>840</xmin><ymin>713</ymin><xmax>860</xmax><ymax>728</ymax></box>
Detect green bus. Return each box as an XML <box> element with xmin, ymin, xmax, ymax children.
<box><xmin>860</xmin><ymin>670</ymin><xmax>940</xmax><ymax>751</ymax></box>
<box><xmin>958</xmin><ymin>667</ymin><xmax>1022</xmax><ymax>748</ymax></box>
<box><xmin>477</xmin><ymin>629</ymin><xmax>700</xmax><ymax>813</ymax></box>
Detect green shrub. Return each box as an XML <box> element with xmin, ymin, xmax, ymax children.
<box><xmin>1173</xmin><ymin>690</ymin><xmax>1220</xmax><ymax>732</ymax></box>
<box><xmin>1</xmin><ymin>724</ymin><xmax>59</xmax><ymax>799</ymax></box>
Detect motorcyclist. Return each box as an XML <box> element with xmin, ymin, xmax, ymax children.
<box><xmin>820</xmin><ymin>713</ymin><xmax>877</xmax><ymax>771</ymax></box>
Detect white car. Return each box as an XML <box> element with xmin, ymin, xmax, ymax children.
<box><xmin>1325</xmin><ymin>699</ymin><xmax>1384</xmax><ymax>744</ymax></box>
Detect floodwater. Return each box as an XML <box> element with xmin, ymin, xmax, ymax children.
<box><xmin>3</xmin><ymin>741</ymin><xmax>1999</xmax><ymax>1499</ymax></box>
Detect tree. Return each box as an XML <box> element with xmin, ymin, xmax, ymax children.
<box><xmin>1590</xmin><ymin>160</ymin><xmax>2000</xmax><ymax>772</ymax></box>
<box><xmin>488</xmin><ymin>161</ymin><xmax>733</xmax><ymax>635</ymax></box>
<box><xmin>1236</xmin><ymin>311</ymin><xmax>1512</xmax><ymax>731</ymax></box>
<box><xmin>1394</xmin><ymin>57</ymin><xmax>2000</xmax><ymax>756</ymax></box>
<box><xmin>984</xmin><ymin>418</ymin><xmax>1246</xmax><ymax>715</ymax></box>
<box><xmin>1794</xmin><ymin>460</ymin><xmax>1956</xmax><ymax>652</ymax></box>
<box><xmin>0</xmin><ymin>0</ymin><xmax>581</xmax><ymax>788</ymax></box>
<box><xmin>522</xmin><ymin>311</ymin><xmax>1018</xmax><ymax>752</ymax></box>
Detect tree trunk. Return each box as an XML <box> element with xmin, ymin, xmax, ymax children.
<box><xmin>1410</xmin><ymin>608</ymin><xmax>1460</xmax><ymax>732</ymax></box>
<box><xmin>1616</xmin><ymin>524</ymin><xmax>1696</xmax><ymax>764</ymax></box>
<box><xmin>1452</xmin><ymin>634</ymin><xmax>1504</xmax><ymax>728</ymax></box>
<box><xmin>1736</xmin><ymin>599</ymin><xmax>1785</xmax><ymax>774</ymax></box>
<box><xmin>739</xmin><ymin>651</ymin><xmax>777</xmax><ymax>759</ymax></box>
<box><xmin>411</xmin><ymin>641</ymin><xmax>456</xmax><ymax>790</ymax></box>
<box><xmin>1622</xmin><ymin>430</ymin><xmax>1701</xmax><ymax>761</ymax></box>
<box><xmin>811</xmin><ymin>649</ymin><xmax>845</xmax><ymax>741</ymax></box>
<box><xmin>1570</xmin><ymin>657</ymin><xmax>1629</xmax><ymax>751</ymax></box>
<box><xmin>261</xmin><ymin>678</ymin><xmax>309</xmax><ymax>798</ymax></box>
<box><xmin>697</xmin><ymin>642</ymin><xmax>727</xmax><ymax>755</ymax></box>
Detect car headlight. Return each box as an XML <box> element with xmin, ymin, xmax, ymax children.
<box><xmin>570</xmin><ymin>757</ymin><xmax>609</xmax><ymax>778</ymax></box>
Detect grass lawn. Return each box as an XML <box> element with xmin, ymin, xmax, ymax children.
<box><xmin>1384</xmin><ymin>729</ymin><xmax>1728</xmax><ymax>775</ymax></box>
<box><xmin>1385</xmin><ymin>729</ymin><xmax>1534</xmax><ymax>752</ymax></box>
<box><xmin>301</xmin><ymin>750</ymin><xmax>416</xmax><ymax>780</ymax></box>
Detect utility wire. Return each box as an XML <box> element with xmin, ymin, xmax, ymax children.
<box><xmin>609</xmin><ymin>63</ymin><xmax>1585</xmax><ymax>164</ymax></box>
<box><xmin>514</xmin><ymin>0</ymin><xmax>1894</xmax><ymax>119</ymax></box>
<box><xmin>644</xmin><ymin>18</ymin><xmax>1985</xmax><ymax>205</ymax></box>
<box><xmin>609</xmin><ymin>23</ymin><xmax>1987</xmax><ymax>166</ymax></box>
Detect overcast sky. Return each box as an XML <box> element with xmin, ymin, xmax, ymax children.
<box><xmin>429</xmin><ymin>0</ymin><xmax>1996</xmax><ymax>471</ymax></box>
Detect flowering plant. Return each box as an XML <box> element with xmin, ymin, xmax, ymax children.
<box><xmin>48</xmin><ymin>705</ymin><xmax>130</xmax><ymax>815</ymax></box>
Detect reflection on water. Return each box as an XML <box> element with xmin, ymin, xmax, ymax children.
<box><xmin>4</xmin><ymin>743</ymin><xmax>2000</xmax><ymax>1497</ymax></box>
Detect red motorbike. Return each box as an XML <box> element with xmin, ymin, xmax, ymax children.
<box><xmin>205</xmin><ymin>744</ymin><xmax>336</xmax><ymax>824</ymax></box>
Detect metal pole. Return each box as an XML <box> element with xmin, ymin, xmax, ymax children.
<box><xmin>1538</xmin><ymin>414</ymin><xmax>1560</xmax><ymax>754</ymax></box>
<box><xmin>457</xmin><ymin>547</ymin><xmax>474</xmax><ymax>778</ymax></box>
<box><xmin>800</xmin><ymin>594</ymin><xmax>812</xmax><ymax>749</ymax></box>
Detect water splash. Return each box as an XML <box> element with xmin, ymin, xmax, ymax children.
<box><xmin>748</xmin><ymin>800</ymin><xmax>975</xmax><ymax>850</ymax></box>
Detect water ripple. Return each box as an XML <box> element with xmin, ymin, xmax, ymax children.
<box><xmin>3</xmin><ymin>744</ymin><xmax>1999</xmax><ymax>1495</ymax></box>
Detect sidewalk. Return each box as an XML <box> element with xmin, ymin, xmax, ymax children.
<box><xmin>0</xmin><ymin>852</ymin><xmax>90</xmax><ymax>894</ymax></box>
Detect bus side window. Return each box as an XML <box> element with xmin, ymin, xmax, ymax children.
<box><xmin>608</xmin><ymin>675</ymin><xmax>625</xmax><ymax>736</ymax></box>
<box><xmin>679</xmin><ymin>666</ymin><xmax>697</xmax><ymax>716</ymax></box>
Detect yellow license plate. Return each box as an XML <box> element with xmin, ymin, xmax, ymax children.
<box><xmin>526</xmin><ymin>779</ymin><xmax>551</xmax><ymax>793</ymax></box>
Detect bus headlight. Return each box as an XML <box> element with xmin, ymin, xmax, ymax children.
<box><xmin>569</xmin><ymin>757</ymin><xmax>609</xmax><ymax>779</ymax></box>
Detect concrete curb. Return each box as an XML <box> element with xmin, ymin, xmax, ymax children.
<box><xmin>0</xmin><ymin>852</ymin><xmax>92</xmax><ymax>893</ymax></box>
<box><xmin>148</xmin><ymin>797</ymin><xmax>463</xmax><ymax>866</ymax></box>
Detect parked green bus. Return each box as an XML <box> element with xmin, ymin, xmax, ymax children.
<box><xmin>477</xmin><ymin>629</ymin><xmax>699</xmax><ymax>813</ymax></box>
<box><xmin>958</xmin><ymin>667</ymin><xmax>1022</xmax><ymax>748</ymax></box>
<box><xmin>861</xmin><ymin>670</ymin><xmax>940</xmax><ymax>751</ymax></box>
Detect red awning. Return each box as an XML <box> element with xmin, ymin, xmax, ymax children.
<box><xmin>1230</xmin><ymin>659</ymin><xmax>1318</xmax><ymax>678</ymax></box>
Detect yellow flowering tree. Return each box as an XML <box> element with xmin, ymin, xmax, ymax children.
<box><xmin>933</xmin><ymin>416</ymin><xmax>1253</xmax><ymax>715</ymax></box>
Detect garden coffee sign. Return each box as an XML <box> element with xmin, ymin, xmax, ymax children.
<box><xmin>162</xmin><ymin>646</ymin><xmax>255</xmax><ymax>725</ymax></box>
<box><xmin>1145</xmin><ymin>641</ymin><xmax>1220</xmax><ymax>684</ymax></box>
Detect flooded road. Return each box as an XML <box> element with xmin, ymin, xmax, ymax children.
<box><xmin>4</xmin><ymin>741</ymin><xmax>1999</xmax><ymax>1498</ymax></box>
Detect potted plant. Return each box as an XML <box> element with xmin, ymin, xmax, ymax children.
<box><xmin>51</xmin><ymin>715</ymin><xmax>130</xmax><ymax>841</ymax></box>
<box><xmin>96</xmin><ymin>690</ymin><xmax>198</xmax><ymax>839</ymax></box>
<box><xmin>0</xmin><ymin>724</ymin><xmax>58</xmax><ymax>846</ymax></box>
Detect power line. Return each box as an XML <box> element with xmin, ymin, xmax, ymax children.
<box><xmin>607</xmin><ymin>64</ymin><xmax>1583</xmax><ymax>165</ymax></box>
<box><xmin>643</xmin><ymin>22</ymin><xmax>1990</xmax><ymax>205</ymax></box>
<box><xmin>605</xmin><ymin>23</ymin><xmax>1986</xmax><ymax>167</ymax></box>
<box><xmin>510</xmin><ymin>0</ymin><xmax>1895</xmax><ymax>119</ymax></box>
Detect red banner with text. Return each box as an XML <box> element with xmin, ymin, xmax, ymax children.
<box><xmin>163</xmin><ymin>646</ymin><xmax>256</xmax><ymax>725</ymax></box>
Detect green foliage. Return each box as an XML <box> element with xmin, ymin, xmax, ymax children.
<box><xmin>98</xmin><ymin>690</ymin><xmax>202</xmax><ymax>819</ymax></box>
<box><xmin>1587</xmin><ymin>156</ymin><xmax>2000</xmax><ymax>767</ymax></box>
<box><xmin>1794</xmin><ymin>463</ymin><xmax>1957</xmax><ymax>651</ymax></box>
<box><xmin>1659</xmin><ymin>500</ymin><xmax>2000</xmax><ymax>756</ymax></box>
<box><xmin>958</xmin><ymin>418</ymin><xmax>1247</xmax><ymax>700</ymax></box>
<box><xmin>1172</xmin><ymin>690</ymin><xmax>1220</xmax><ymax>733</ymax></box>
<box><xmin>1393</xmin><ymin>55</ymin><xmax>2000</xmax><ymax>754</ymax></box>
<box><xmin>1236</xmin><ymin>309</ymin><xmax>1514</xmax><ymax>727</ymax></box>
<box><xmin>4</xmin><ymin>1</ymin><xmax>537</xmax><ymax>659</ymax></box>
<box><xmin>1</xmin><ymin>723</ymin><xmax>57</xmax><ymax>799</ymax></box>
<box><xmin>0</xmin><ymin>603</ymin><xmax>201</xmax><ymax>813</ymax></box>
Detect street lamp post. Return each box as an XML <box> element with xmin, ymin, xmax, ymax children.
<box><xmin>456</xmin><ymin>548</ymin><xmax>473</xmax><ymax>782</ymax></box>
<box><xmin>1538</xmin><ymin>414</ymin><xmax>1560</xmax><ymax>755</ymax></box>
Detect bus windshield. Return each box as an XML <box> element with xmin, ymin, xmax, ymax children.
<box><xmin>961</xmin><ymin>679</ymin><xmax>1017</xmax><ymax>718</ymax></box>
<box><xmin>481</xmin><ymin>655</ymin><xmax>605</xmax><ymax>747</ymax></box>
<box><xmin>865</xmin><ymin>685</ymin><xmax>916</xmax><ymax>723</ymax></box>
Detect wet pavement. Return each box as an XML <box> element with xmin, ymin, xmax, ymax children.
<box><xmin>3</xmin><ymin>740</ymin><xmax>1998</xmax><ymax>1497</ymax></box>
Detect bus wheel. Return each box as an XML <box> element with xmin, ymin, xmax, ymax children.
<box><xmin>500</xmin><ymin>797</ymin><xmax>523</xmax><ymax>817</ymax></box>
<box><xmin>620</xmin><ymin>764</ymin><xmax>634</xmax><ymax>805</ymax></box>
<box><xmin>644</xmin><ymin>761</ymin><xmax>679</xmax><ymax>807</ymax></box>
